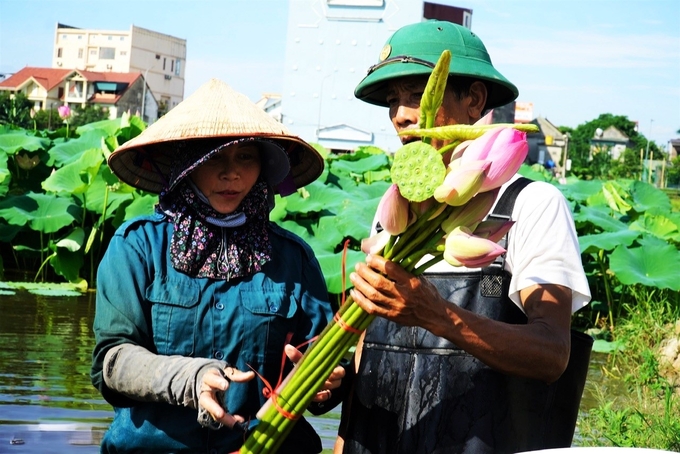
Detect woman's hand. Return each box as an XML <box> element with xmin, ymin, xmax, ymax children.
<box><xmin>284</xmin><ymin>344</ymin><xmax>345</xmax><ymax>403</ymax></box>
<box><xmin>198</xmin><ymin>366</ymin><xmax>255</xmax><ymax>429</ymax></box>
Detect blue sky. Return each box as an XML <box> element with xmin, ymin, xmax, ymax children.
<box><xmin>1</xmin><ymin>0</ymin><xmax>678</xmax><ymax>146</ymax></box>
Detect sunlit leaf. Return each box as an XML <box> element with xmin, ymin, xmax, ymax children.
<box><xmin>557</xmin><ymin>179</ymin><xmax>603</xmax><ymax>203</ymax></box>
<box><xmin>45</xmin><ymin>129</ymin><xmax>108</xmax><ymax>167</ymax></box>
<box><xmin>50</xmin><ymin>246</ymin><xmax>84</xmax><ymax>282</ymax></box>
<box><xmin>573</xmin><ymin>205</ymin><xmax>628</xmax><ymax>232</ymax></box>
<box><xmin>629</xmin><ymin>213</ymin><xmax>679</xmax><ymax>240</ymax></box>
<box><xmin>55</xmin><ymin>227</ymin><xmax>85</xmax><ymax>252</ymax></box>
<box><xmin>0</xmin><ymin>192</ymin><xmax>76</xmax><ymax>233</ymax></box>
<box><xmin>629</xmin><ymin>180</ymin><xmax>672</xmax><ymax>213</ymax></box>
<box><xmin>0</xmin><ymin>150</ymin><xmax>9</xmax><ymax>197</ymax></box>
<box><xmin>316</xmin><ymin>249</ymin><xmax>365</xmax><ymax>294</ymax></box>
<box><xmin>330</xmin><ymin>154</ymin><xmax>389</xmax><ymax>175</ymax></box>
<box><xmin>0</xmin><ymin>132</ymin><xmax>49</xmax><ymax>155</ymax></box>
<box><xmin>42</xmin><ymin>148</ymin><xmax>104</xmax><ymax>194</ymax></box>
<box><xmin>123</xmin><ymin>194</ymin><xmax>158</xmax><ymax>221</ymax></box>
<box><xmin>609</xmin><ymin>236</ymin><xmax>680</xmax><ymax>290</ymax></box>
<box><xmin>592</xmin><ymin>339</ymin><xmax>625</xmax><ymax>353</ymax></box>
<box><xmin>578</xmin><ymin>230</ymin><xmax>640</xmax><ymax>254</ymax></box>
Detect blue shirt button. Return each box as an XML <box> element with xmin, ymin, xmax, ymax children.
<box><xmin>214</xmin><ymin>351</ymin><xmax>224</xmax><ymax>360</ymax></box>
<box><xmin>269</xmin><ymin>305</ymin><xmax>279</xmax><ymax>312</ymax></box>
<box><xmin>215</xmin><ymin>302</ymin><xmax>224</xmax><ymax>310</ymax></box>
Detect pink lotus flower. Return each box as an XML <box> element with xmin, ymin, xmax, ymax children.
<box><xmin>433</xmin><ymin>159</ymin><xmax>490</xmax><ymax>206</ymax></box>
<box><xmin>377</xmin><ymin>184</ymin><xmax>410</xmax><ymax>235</ymax></box>
<box><xmin>473</xmin><ymin>219</ymin><xmax>515</xmax><ymax>243</ymax></box>
<box><xmin>443</xmin><ymin>226</ymin><xmax>506</xmax><ymax>268</ymax></box>
<box><xmin>460</xmin><ymin>127</ymin><xmax>528</xmax><ymax>192</ymax></box>
<box><xmin>57</xmin><ymin>105</ymin><xmax>71</xmax><ymax>120</ymax></box>
<box><xmin>410</xmin><ymin>198</ymin><xmax>447</xmax><ymax>222</ymax></box>
<box><xmin>441</xmin><ymin>188</ymin><xmax>499</xmax><ymax>233</ymax></box>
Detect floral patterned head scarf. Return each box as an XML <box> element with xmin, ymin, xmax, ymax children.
<box><xmin>158</xmin><ymin>158</ymin><xmax>272</xmax><ymax>281</ymax></box>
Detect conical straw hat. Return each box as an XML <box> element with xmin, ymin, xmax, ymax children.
<box><xmin>108</xmin><ymin>78</ymin><xmax>324</xmax><ymax>194</ymax></box>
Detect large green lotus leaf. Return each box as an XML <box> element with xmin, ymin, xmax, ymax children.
<box><xmin>316</xmin><ymin>249</ymin><xmax>365</xmax><ymax>294</ymax></box>
<box><xmin>84</xmin><ymin>170</ymin><xmax>135</xmax><ymax>216</ymax></box>
<box><xmin>578</xmin><ymin>230</ymin><xmax>640</xmax><ymax>254</ymax></box>
<box><xmin>330</xmin><ymin>154</ymin><xmax>389</xmax><ymax>176</ymax></box>
<box><xmin>518</xmin><ymin>163</ymin><xmax>551</xmax><ymax>182</ymax></box>
<box><xmin>117</xmin><ymin>114</ymin><xmax>146</xmax><ymax>143</ymax></box>
<box><xmin>573</xmin><ymin>205</ymin><xmax>628</xmax><ymax>232</ymax></box>
<box><xmin>0</xmin><ymin>192</ymin><xmax>77</xmax><ymax>233</ymax></box>
<box><xmin>42</xmin><ymin>147</ymin><xmax>104</xmax><ymax>194</ymax></box>
<box><xmin>557</xmin><ymin>179</ymin><xmax>603</xmax><ymax>203</ymax></box>
<box><xmin>55</xmin><ymin>227</ymin><xmax>85</xmax><ymax>252</ymax></box>
<box><xmin>0</xmin><ymin>150</ymin><xmax>9</xmax><ymax>197</ymax></box>
<box><xmin>629</xmin><ymin>213</ymin><xmax>679</xmax><ymax>240</ymax></box>
<box><xmin>50</xmin><ymin>247</ymin><xmax>84</xmax><ymax>282</ymax></box>
<box><xmin>609</xmin><ymin>236</ymin><xmax>680</xmax><ymax>290</ymax></box>
<box><xmin>284</xmin><ymin>181</ymin><xmax>346</xmax><ymax>214</ymax></box>
<box><xmin>122</xmin><ymin>194</ymin><xmax>157</xmax><ymax>221</ymax></box>
<box><xmin>269</xmin><ymin>195</ymin><xmax>288</xmax><ymax>222</ymax></box>
<box><xmin>311</xmin><ymin>215</ymin><xmax>347</xmax><ymax>251</ymax></box>
<box><xmin>629</xmin><ymin>180</ymin><xmax>671</xmax><ymax>213</ymax></box>
<box><xmin>0</xmin><ymin>222</ymin><xmax>21</xmax><ymax>242</ymax></box>
<box><xmin>46</xmin><ymin>129</ymin><xmax>108</xmax><ymax>167</ymax></box>
<box><xmin>332</xmin><ymin>195</ymin><xmax>382</xmax><ymax>242</ymax></box>
<box><xmin>76</xmin><ymin>117</ymin><xmax>126</xmax><ymax>137</ymax></box>
<box><xmin>0</xmin><ymin>132</ymin><xmax>49</xmax><ymax>155</ymax></box>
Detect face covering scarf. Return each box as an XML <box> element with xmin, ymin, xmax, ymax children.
<box><xmin>158</xmin><ymin>180</ymin><xmax>272</xmax><ymax>280</ymax></box>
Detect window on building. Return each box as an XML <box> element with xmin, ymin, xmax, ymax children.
<box><xmin>108</xmin><ymin>35</ymin><xmax>113</xmax><ymax>40</ymax></box>
<box><xmin>327</xmin><ymin>0</ymin><xmax>383</xmax><ymax>5</ymax></box>
<box><xmin>120</xmin><ymin>50</ymin><xmax>127</xmax><ymax>56</ymax></box>
<box><xmin>163</xmin><ymin>57</ymin><xmax>166</xmax><ymax>71</ymax></box>
<box><xmin>57</xmin><ymin>48</ymin><xmax>63</xmax><ymax>58</ymax></box>
<box><xmin>100</xmin><ymin>47</ymin><xmax>115</xmax><ymax>59</ymax></box>
<box><xmin>90</xmin><ymin>49</ymin><xmax>97</xmax><ymax>55</ymax></box>
<box><xmin>78</xmin><ymin>48</ymin><xmax>83</xmax><ymax>59</ymax></box>
<box><xmin>170</xmin><ymin>60</ymin><xmax>174</xmax><ymax>73</ymax></box>
<box><xmin>77</xmin><ymin>35</ymin><xmax>83</xmax><ymax>40</ymax></box>
<box><xmin>175</xmin><ymin>59</ymin><xmax>181</xmax><ymax>76</ymax></box>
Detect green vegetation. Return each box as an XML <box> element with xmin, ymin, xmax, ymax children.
<box><xmin>0</xmin><ymin>116</ymin><xmax>679</xmax><ymax>449</ymax></box>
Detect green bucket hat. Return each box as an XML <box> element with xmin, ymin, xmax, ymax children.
<box><xmin>354</xmin><ymin>20</ymin><xmax>518</xmax><ymax>110</ymax></box>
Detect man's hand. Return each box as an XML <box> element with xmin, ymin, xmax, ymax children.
<box><xmin>349</xmin><ymin>254</ymin><xmax>446</xmax><ymax>330</ymax></box>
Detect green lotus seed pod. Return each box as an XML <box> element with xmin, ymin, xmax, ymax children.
<box><xmin>390</xmin><ymin>141</ymin><xmax>446</xmax><ymax>202</ymax></box>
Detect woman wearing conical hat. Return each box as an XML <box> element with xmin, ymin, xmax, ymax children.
<box><xmin>91</xmin><ymin>79</ymin><xmax>342</xmax><ymax>453</ymax></box>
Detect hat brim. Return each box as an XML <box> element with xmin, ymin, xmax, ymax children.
<box><xmin>354</xmin><ymin>57</ymin><xmax>518</xmax><ymax>110</ymax></box>
<box><xmin>108</xmin><ymin>134</ymin><xmax>324</xmax><ymax>195</ymax></box>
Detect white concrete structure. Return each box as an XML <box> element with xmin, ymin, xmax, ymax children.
<box><xmin>52</xmin><ymin>23</ymin><xmax>186</xmax><ymax>122</ymax></box>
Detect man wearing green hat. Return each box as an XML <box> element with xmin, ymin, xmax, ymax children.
<box><xmin>335</xmin><ymin>20</ymin><xmax>591</xmax><ymax>453</ymax></box>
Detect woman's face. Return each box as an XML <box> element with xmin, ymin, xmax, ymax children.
<box><xmin>189</xmin><ymin>142</ymin><xmax>261</xmax><ymax>214</ymax></box>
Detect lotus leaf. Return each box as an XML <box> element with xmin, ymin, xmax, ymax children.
<box><xmin>0</xmin><ymin>192</ymin><xmax>76</xmax><ymax>233</ymax></box>
<box><xmin>609</xmin><ymin>235</ymin><xmax>680</xmax><ymax>291</ymax></box>
<box><xmin>0</xmin><ymin>132</ymin><xmax>49</xmax><ymax>155</ymax></box>
<box><xmin>578</xmin><ymin>230</ymin><xmax>640</xmax><ymax>254</ymax></box>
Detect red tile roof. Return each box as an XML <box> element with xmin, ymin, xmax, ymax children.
<box><xmin>0</xmin><ymin>66</ymin><xmax>142</xmax><ymax>91</ymax></box>
<box><xmin>0</xmin><ymin>67</ymin><xmax>74</xmax><ymax>91</ymax></box>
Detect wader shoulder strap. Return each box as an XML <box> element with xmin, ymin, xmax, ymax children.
<box><xmin>491</xmin><ymin>176</ymin><xmax>534</xmax><ymax>217</ymax></box>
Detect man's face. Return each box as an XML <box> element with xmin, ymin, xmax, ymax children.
<box><xmin>385</xmin><ymin>75</ymin><xmax>473</xmax><ymax>150</ymax></box>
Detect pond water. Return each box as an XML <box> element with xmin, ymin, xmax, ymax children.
<box><xmin>0</xmin><ymin>289</ymin><xmax>607</xmax><ymax>453</ymax></box>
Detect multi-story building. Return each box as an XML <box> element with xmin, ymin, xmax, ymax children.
<box><xmin>52</xmin><ymin>23</ymin><xmax>186</xmax><ymax>122</ymax></box>
<box><xmin>282</xmin><ymin>0</ymin><xmax>474</xmax><ymax>153</ymax></box>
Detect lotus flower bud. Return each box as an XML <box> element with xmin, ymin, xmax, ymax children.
<box><xmin>460</xmin><ymin>127</ymin><xmax>528</xmax><ymax>192</ymax></box>
<box><xmin>377</xmin><ymin>184</ymin><xmax>410</xmax><ymax>235</ymax></box>
<box><xmin>443</xmin><ymin>226</ymin><xmax>506</xmax><ymax>268</ymax></box>
<box><xmin>441</xmin><ymin>188</ymin><xmax>500</xmax><ymax>233</ymax></box>
<box><xmin>57</xmin><ymin>105</ymin><xmax>71</xmax><ymax>120</ymax></box>
<box><xmin>433</xmin><ymin>159</ymin><xmax>490</xmax><ymax>206</ymax></box>
<box><xmin>473</xmin><ymin>219</ymin><xmax>515</xmax><ymax>243</ymax></box>
<box><xmin>361</xmin><ymin>230</ymin><xmax>391</xmax><ymax>255</ymax></box>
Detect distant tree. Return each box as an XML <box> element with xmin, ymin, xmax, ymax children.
<box><xmin>33</xmin><ymin>108</ymin><xmax>60</xmax><ymax>130</ymax></box>
<box><xmin>0</xmin><ymin>91</ymin><xmax>33</xmax><ymax>128</ymax></box>
<box><xmin>667</xmin><ymin>156</ymin><xmax>680</xmax><ymax>187</ymax></box>
<box><xmin>610</xmin><ymin>147</ymin><xmax>643</xmax><ymax>180</ymax></box>
<box><xmin>562</xmin><ymin>113</ymin><xmax>664</xmax><ymax>180</ymax></box>
<box><xmin>69</xmin><ymin>104</ymin><xmax>110</xmax><ymax>128</ymax></box>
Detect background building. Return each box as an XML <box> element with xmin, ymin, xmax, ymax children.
<box><xmin>0</xmin><ymin>67</ymin><xmax>157</xmax><ymax>121</ymax></box>
<box><xmin>281</xmin><ymin>0</ymin><xmax>475</xmax><ymax>153</ymax></box>
<box><xmin>52</xmin><ymin>23</ymin><xmax>185</xmax><ymax>122</ymax></box>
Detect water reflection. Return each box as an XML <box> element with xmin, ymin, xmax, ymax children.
<box><xmin>0</xmin><ymin>289</ymin><xmax>341</xmax><ymax>453</ymax></box>
<box><xmin>1</xmin><ymin>289</ymin><xmax>609</xmax><ymax>453</ymax></box>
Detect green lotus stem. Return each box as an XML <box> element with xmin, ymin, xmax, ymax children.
<box><xmin>384</xmin><ymin>203</ymin><xmax>443</xmax><ymax>261</ymax></box>
<box><xmin>242</xmin><ymin>297</ymin><xmax>373</xmax><ymax>453</ymax></box>
<box><xmin>399</xmin><ymin>123</ymin><xmax>540</xmax><ymax>141</ymax></box>
<box><xmin>390</xmin><ymin>206</ymin><xmax>453</xmax><ymax>264</ymax></box>
<box><xmin>412</xmin><ymin>253</ymin><xmax>444</xmax><ymax>276</ymax></box>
